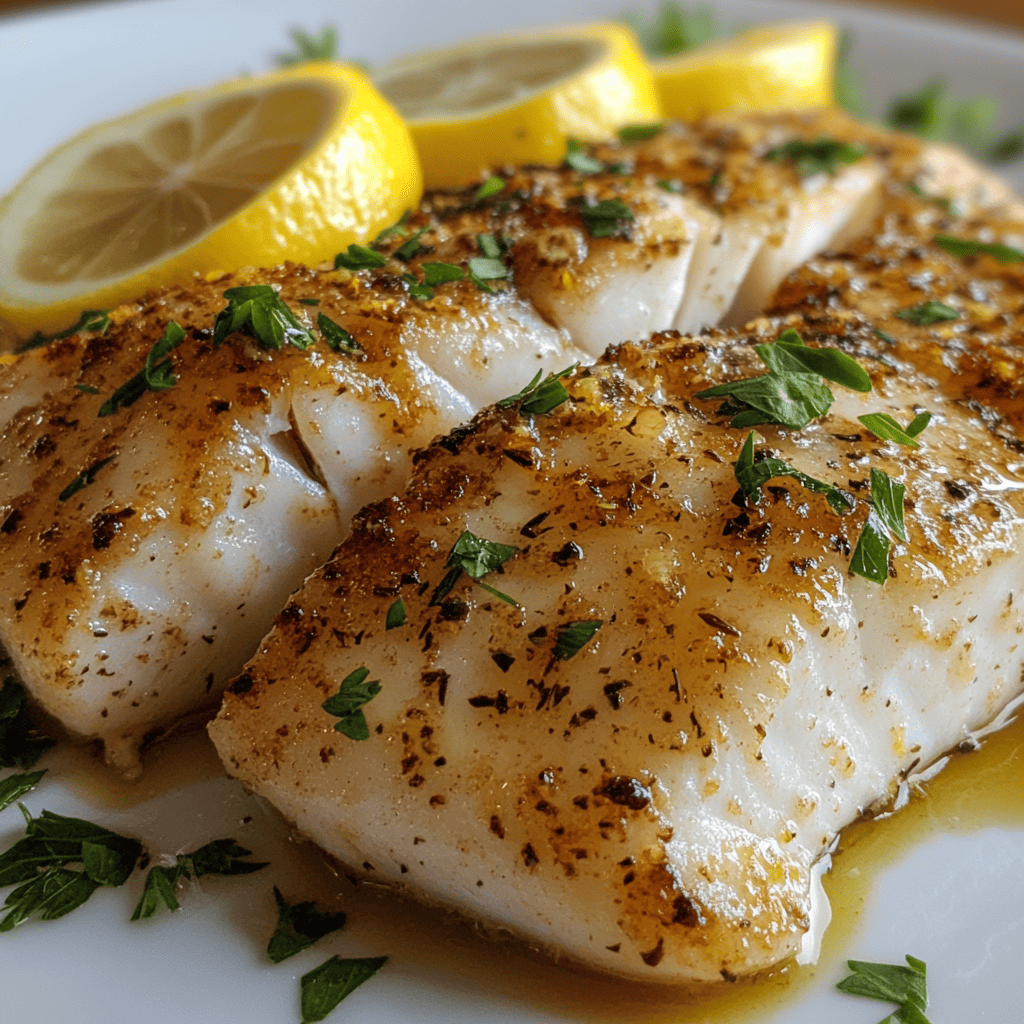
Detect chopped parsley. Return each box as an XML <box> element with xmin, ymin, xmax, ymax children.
<box><xmin>422</xmin><ymin>261</ymin><xmax>466</xmax><ymax>287</ymax></box>
<box><xmin>906</xmin><ymin>181</ymin><xmax>959</xmax><ymax>217</ymax></box>
<box><xmin>767</xmin><ymin>136</ymin><xmax>869</xmax><ymax>178</ymax></box>
<box><xmin>402</xmin><ymin>272</ymin><xmax>434</xmax><ymax>300</ymax></box>
<box><xmin>565</xmin><ymin>139</ymin><xmax>604</xmax><ymax>174</ymax></box>
<box><xmin>317</xmin><ymin>313</ymin><xmax>361</xmax><ymax>355</ymax></box>
<box><xmin>212</xmin><ymin>286</ymin><xmax>315</xmax><ymax>350</ymax></box>
<box><xmin>933</xmin><ymin>233</ymin><xmax>1024</xmax><ymax>263</ymax></box>
<box><xmin>300</xmin><ymin>955</ymin><xmax>387</xmax><ymax>1024</ymax></box>
<box><xmin>849</xmin><ymin>469</ymin><xmax>907</xmax><ymax>585</ymax></box>
<box><xmin>0</xmin><ymin>808</ymin><xmax>142</xmax><ymax>930</ymax></box>
<box><xmin>98</xmin><ymin>321</ymin><xmax>186</xmax><ymax>417</ymax></box>
<box><xmin>657</xmin><ymin>178</ymin><xmax>683</xmax><ymax>193</ymax></box>
<box><xmin>467</xmin><ymin>256</ymin><xmax>508</xmax><ymax>282</ymax></box>
<box><xmin>733</xmin><ymin>432</ymin><xmax>853</xmax><ymax>515</ymax></box>
<box><xmin>498</xmin><ymin>364</ymin><xmax>576</xmax><ymax>416</ymax></box>
<box><xmin>895</xmin><ymin>301</ymin><xmax>960</xmax><ymax>326</ymax></box>
<box><xmin>0</xmin><ymin>678</ymin><xmax>55</xmax><ymax>771</ymax></box>
<box><xmin>334</xmin><ymin>244</ymin><xmax>388</xmax><ymax>271</ymax></box>
<box><xmin>385</xmin><ymin>598</ymin><xmax>406</xmax><ymax>630</ymax></box>
<box><xmin>836</xmin><ymin>954</ymin><xmax>931</xmax><ymax>1023</ymax></box>
<box><xmin>0</xmin><ymin>771</ymin><xmax>45</xmax><ymax>814</ymax></box>
<box><xmin>393</xmin><ymin>226</ymin><xmax>432</xmax><ymax>262</ymax></box>
<box><xmin>131</xmin><ymin>838</ymin><xmax>267</xmax><ymax>920</ymax></box>
<box><xmin>267</xmin><ymin>886</ymin><xmax>346</xmax><ymax>964</ymax></box>
<box><xmin>858</xmin><ymin>411</ymin><xmax>931</xmax><ymax>448</ymax></box>
<box><xmin>298</xmin><ymin>297</ymin><xmax>320</xmax><ymax>306</ymax></box>
<box><xmin>617</xmin><ymin>123</ymin><xmax>664</xmax><ymax>144</ymax></box>
<box><xmin>321</xmin><ymin>668</ymin><xmax>382</xmax><ymax>741</ymax></box>
<box><xmin>552</xmin><ymin>620</ymin><xmax>603</xmax><ymax>660</ymax></box>
<box><xmin>569</xmin><ymin>196</ymin><xmax>634</xmax><ymax>239</ymax></box>
<box><xmin>16</xmin><ymin>308</ymin><xmax>111</xmax><ymax>353</ymax></box>
<box><xmin>696</xmin><ymin>328</ymin><xmax>870</xmax><ymax>430</ymax></box>
<box><xmin>476</xmin><ymin>233</ymin><xmax>503</xmax><ymax>259</ymax></box>
<box><xmin>475</xmin><ymin>175</ymin><xmax>505</xmax><ymax>200</ymax></box>
<box><xmin>430</xmin><ymin>530</ymin><xmax>518</xmax><ymax>607</ymax></box>
<box><xmin>276</xmin><ymin>26</ymin><xmax>338</xmax><ymax>66</ymax></box>
<box><xmin>371</xmin><ymin>210</ymin><xmax>411</xmax><ymax>247</ymax></box>
<box><xmin>58</xmin><ymin>454</ymin><xmax>117</xmax><ymax>502</ymax></box>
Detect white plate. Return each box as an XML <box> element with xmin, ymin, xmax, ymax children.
<box><xmin>2</xmin><ymin>2</ymin><xmax>1023</xmax><ymax>1023</ymax></box>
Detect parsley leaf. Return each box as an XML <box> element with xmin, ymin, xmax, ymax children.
<box><xmin>371</xmin><ymin>211</ymin><xmax>411</xmax><ymax>247</ymax></box>
<box><xmin>868</xmin><ymin>468</ymin><xmax>908</xmax><ymax>542</ymax></box>
<box><xmin>498</xmin><ymin>365</ymin><xmax>576</xmax><ymax>415</ymax></box>
<box><xmin>334</xmin><ymin>245</ymin><xmax>388</xmax><ymax>271</ymax></box>
<box><xmin>393</xmin><ymin>226</ymin><xmax>432</xmax><ymax>262</ymax></box>
<box><xmin>58</xmin><ymin>454</ymin><xmax>117</xmax><ymax>502</ymax></box>
<box><xmin>212</xmin><ymin>287</ymin><xmax>315</xmax><ymax>350</ymax></box>
<box><xmin>553</xmin><ymin>620</ymin><xmax>604</xmax><ymax>660</ymax></box>
<box><xmin>569</xmin><ymin>196</ymin><xmax>634</xmax><ymax>238</ymax></box>
<box><xmin>755</xmin><ymin>328</ymin><xmax>871</xmax><ymax>392</ymax></box>
<box><xmin>768</xmin><ymin>136</ymin><xmax>869</xmax><ymax>177</ymax></box>
<box><xmin>0</xmin><ymin>678</ymin><xmax>55</xmax><ymax>771</ymax></box>
<box><xmin>321</xmin><ymin>668</ymin><xmax>382</xmax><ymax>741</ymax></box>
<box><xmin>0</xmin><ymin>809</ymin><xmax>142</xmax><ymax>929</ymax></box>
<box><xmin>430</xmin><ymin>530</ymin><xmax>518</xmax><ymax>607</ymax></box>
<box><xmin>16</xmin><ymin>308</ymin><xmax>111</xmax><ymax>353</ymax></box>
<box><xmin>476</xmin><ymin>234</ymin><xmax>503</xmax><ymax>259</ymax></box>
<box><xmin>475</xmin><ymin>176</ymin><xmax>505</xmax><ymax>200</ymax></box>
<box><xmin>300</xmin><ymin>955</ymin><xmax>388</xmax><ymax>1024</ymax></box>
<box><xmin>836</xmin><ymin>955</ymin><xmax>931</xmax><ymax>1023</ymax></box>
<box><xmin>402</xmin><ymin>272</ymin><xmax>434</xmax><ymax>300</ymax></box>
<box><xmin>0</xmin><ymin>771</ymin><xmax>45</xmax><ymax>814</ymax></box>
<box><xmin>277</xmin><ymin>26</ymin><xmax>338</xmax><ymax>66</ymax></box>
<box><xmin>933</xmin><ymin>233</ymin><xmax>1024</xmax><ymax>263</ymax></box>
<box><xmin>421</xmin><ymin>262</ymin><xmax>466</xmax><ymax>287</ymax></box>
<box><xmin>906</xmin><ymin>180</ymin><xmax>959</xmax><ymax>217</ymax></box>
<box><xmin>625</xmin><ymin>2</ymin><xmax>717</xmax><ymax>57</ymax></box>
<box><xmin>618</xmin><ymin>123</ymin><xmax>664</xmax><ymax>144</ymax></box>
<box><xmin>267</xmin><ymin>886</ymin><xmax>347</xmax><ymax>964</ymax></box>
<box><xmin>733</xmin><ymin>432</ymin><xmax>853</xmax><ymax>515</ymax></box>
<box><xmin>857</xmin><ymin>411</ymin><xmax>931</xmax><ymax>447</ymax></box>
<box><xmin>317</xmin><ymin>313</ymin><xmax>361</xmax><ymax>355</ymax></box>
<box><xmin>565</xmin><ymin>139</ymin><xmax>605</xmax><ymax>174</ymax></box>
<box><xmin>98</xmin><ymin>321</ymin><xmax>185</xmax><ymax>417</ymax></box>
<box><xmin>849</xmin><ymin>469</ymin><xmax>907</xmax><ymax>585</ymax></box>
<box><xmin>130</xmin><ymin>838</ymin><xmax>268</xmax><ymax>921</ymax></box>
<box><xmin>385</xmin><ymin>598</ymin><xmax>406</xmax><ymax>630</ymax></box>
<box><xmin>895</xmin><ymin>301</ymin><xmax>959</xmax><ymax>326</ymax></box>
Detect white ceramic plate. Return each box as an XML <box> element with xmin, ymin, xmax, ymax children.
<box><xmin>2</xmin><ymin>2</ymin><xmax>1023</xmax><ymax>1022</ymax></box>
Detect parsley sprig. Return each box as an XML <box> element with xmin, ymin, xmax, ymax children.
<box><xmin>430</xmin><ymin>530</ymin><xmax>518</xmax><ymax>607</ymax></box>
<box><xmin>836</xmin><ymin>954</ymin><xmax>932</xmax><ymax>1023</ymax></box>
<box><xmin>498</xmin><ymin>365</ymin><xmax>576</xmax><ymax>415</ymax></box>
<box><xmin>321</xmin><ymin>668</ymin><xmax>382</xmax><ymax>741</ymax></box>
<box><xmin>131</xmin><ymin>838</ymin><xmax>267</xmax><ymax>920</ymax></box>
<box><xmin>98</xmin><ymin>321</ymin><xmax>185</xmax><ymax>417</ymax></box>
<box><xmin>213</xmin><ymin>286</ymin><xmax>315</xmax><ymax>350</ymax></box>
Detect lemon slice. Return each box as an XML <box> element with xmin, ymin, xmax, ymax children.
<box><xmin>0</xmin><ymin>62</ymin><xmax>421</xmax><ymax>338</ymax></box>
<box><xmin>652</xmin><ymin>22</ymin><xmax>837</xmax><ymax>121</ymax></box>
<box><xmin>372</xmin><ymin>23</ymin><xmax>660</xmax><ymax>188</ymax></box>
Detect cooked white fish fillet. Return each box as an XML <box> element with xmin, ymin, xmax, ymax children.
<box><xmin>210</xmin><ymin>325</ymin><xmax>1024</xmax><ymax>983</ymax></box>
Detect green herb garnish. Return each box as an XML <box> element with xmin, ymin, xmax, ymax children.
<box><xmin>467</xmin><ymin>256</ymin><xmax>508</xmax><ymax>282</ymax></box>
<box><xmin>906</xmin><ymin>180</ymin><xmax>959</xmax><ymax>217</ymax></box>
<box><xmin>768</xmin><ymin>136</ymin><xmax>869</xmax><ymax>177</ymax></box>
<box><xmin>565</xmin><ymin>139</ymin><xmax>605</xmax><ymax>174</ymax></box>
<box><xmin>276</xmin><ymin>26</ymin><xmax>338</xmax><ymax>66</ymax></box>
<box><xmin>657</xmin><ymin>178</ymin><xmax>682</xmax><ymax>193</ymax></box>
<box><xmin>0</xmin><ymin>808</ymin><xmax>142</xmax><ymax>930</ymax></box>
<box><xmin>372</xmin><ymin>210</ymin><xmax>411</xmax><ymax>247</ymax></box>
<box><xmin>499</xmin><ymin>364</ymin><xmax>576</xmax><ymax>416</ymax></box>
<box><xmin>849</xmin><ymin>468</ymin><xmax>907</xmax><ymax>585</ymax></box>
<box><xmin>334</xmin><ymin>245</ymin><xmax>389</xmax><ymax>271</ymax></box>
<box><xmin>0</xmin><ymin>678</ymin><xmax>55</xmax><ymax>771</ymax></box>
<box><xmin>569</xmin><ymin>196</ymin><xmax>634</xmax><ymax>238</ymax></box>
<box><xmin>300</xmin><ymin>955</ymin><xmax>388</xmax><ymax>1024</ymax></box>
<box><xmin>836</xmin><ymin>954</ymin><xmax>932</xmax><ymax>1023</ymax></box>
<box><xmin>422</xmin><ymin>261</ymin><xmax>467</xmax><ymax>287</ymax></box>
<box><xmin>98</xmin><ymin>321</ymin><xmax>185</xmax><ymax>417</ymax></box>
<box><xmin>733</xmin><ymin>432</ymin><xmax>853</xmax><ymax>515</ymax></box>
<box><xmin>833</xmin><ymin>30</ymin><xmax>866</xmax><ymax>118</ymax></box>
<box><xmin>130</xmin><ymin>838</ymin><xmax>267</xmax><ymax>921</ymax></box>
<box><xmin>624</xmin><ymin>2</ymin><xmax>717</xmax><ymax>57</ymax></box>
<box><xmin>385</xmin><ymin>598</ymin><xmax>406</xmax><ymax>630</ymax></box>
<box><xmin>857</xmin><ymin>411</ymin><xmax>931</xmax><ymax>447</ymax></box>
<box><xmin>321</xmin><ymin>668</ymin><xmax>382</xmax><ymax>741</ymax></box>
<box><xmin>402</xmin><ymin>272</ymin><xmax>434</xmax><ymax>300</ymax></box>
<box><xmin>58</xmin><ymin>454</ymin><xmax>117</xmax><ymax>502</ymax></box>
<box><xmin>212</xmin><ymin>287</ymin><xmax>315</xmax><ymax>351</ymax></box>
<box><xmin>317</xmin><ymin>313</ymin><xmax>361</xmax><ymax>355</ymax></box>
<box><xmin>933</xmin><ymin>233</ymin><xmax>1024</xmax><ymax>263</ymax></box>
<box><xmin>267</xmin><ymin>886</ymin><xmax>347</xmax><ymax>964</ymax></box>
<box><xmin>393</xmin><ymin>226</ymin><xmax>431</xmax><ymax>262</ymax></box>
<box><xmin>553</xmin><ymin>620</ymin><xmax>604</xmax><ymax>660</ymax></box>
<box><xmin>617</xmin><ymin>123</ymin><xmax>664</xmax><ymax>144</ymax></box>
<box><xmin>430</xmin><ymin>530</ymin><xmax>518</xmax><ymax>607</ymax></box>
<box><xmin>895</xmin><ymin>301</ymin><xmax>959</xmax><ymax>326</ymax></box>
<box><xmin>475</xmin><ymin>175</ymin><xmax>505</xmax><ymax>200</ymax></box>
<box><xmin>16</xmin><ymin>308</ymin><xmax>111</xmax><ymax>353</ymax></box>
<box><xmin>476</xmin><ymin>234</ymin><xmax>503</xmax><ymax>259</ymax></box>
<box><xmin>0</xmin><ymin>771</ymin><xmax>45</xmax><ymax>814</ymax></box>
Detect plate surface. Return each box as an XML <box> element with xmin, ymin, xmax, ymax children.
<box><xmin>1</xmin><ymin>2</ymin><xmax>1023</xmax><ymax>1023</ymax></box>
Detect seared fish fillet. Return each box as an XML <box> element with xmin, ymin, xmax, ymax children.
<box><xmin>0</xmin><ymin>109</ymin><xmax>907</xmax><ymax>767</ymax></box>
<box><xmin>210</xmin><ymin>327</ymin><xmax>1024</xmax><ymax>983</ymax></box>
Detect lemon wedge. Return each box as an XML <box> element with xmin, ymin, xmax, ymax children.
<box><xmin>652</xmin><ymin>22</ymin><xmax>837</xmax><ymax>121</ymax></box>
<box><xmin>0</xmin><ymin>62</ymin><xmax>421</xmax><ymax>338</ymax></box>
<box><xmin>372</xmin><ymin>23</ymin><xmax>660</xmax><ymax>188</ymax></box>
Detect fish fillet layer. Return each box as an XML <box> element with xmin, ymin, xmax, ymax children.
<box><xmin>0</xmin><ymin>109</ymin><xmax>908</xmax><ymax>767</ymax></box>
<box><xmin>211</xmin><ymin>330</ymin><xmax>1024</xmax><ymax>983</ymax></box>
